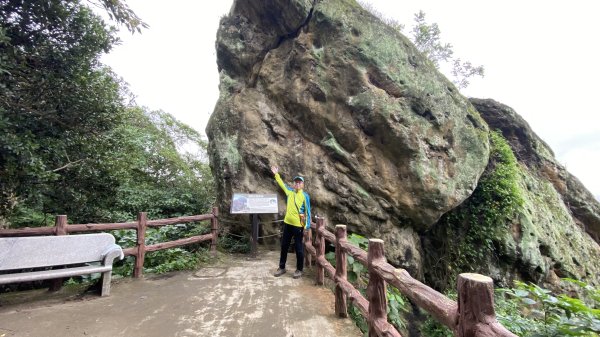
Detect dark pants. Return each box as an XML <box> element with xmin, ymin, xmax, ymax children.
<box><xmin>279</xmin><ymin>222</ymin><xmax>304</xmax><ymax>271</ymax></box>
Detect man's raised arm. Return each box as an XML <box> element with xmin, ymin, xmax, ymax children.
<box><xmin>271</xmin><ymin>165</ymin><xmax>291</xmax><ymax>194</ymax></box>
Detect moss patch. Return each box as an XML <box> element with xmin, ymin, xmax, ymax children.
<box><xmin>321</xmin><ymin>131</ymin><xmax>350</xmax><ymax>159</ymax></box>
<box><xmin>213</xmin><ymin>134</ymin><xmax>241</xmax><ymax>175</ymax></box>
<box><xmin>432</xmin><ymin>131</ymin><xmax>523</xmax><ymax>280</ymax></box>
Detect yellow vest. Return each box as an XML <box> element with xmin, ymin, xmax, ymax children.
<box><xmin>274</xmin><ymin>173</ymin><xmax>309</xmax><ymax>228</ymax></box>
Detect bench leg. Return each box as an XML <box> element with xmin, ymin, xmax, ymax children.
<box><xmin>49</xmin><ymin>278</ymin><xmax>64</xmax><ymax>292</ymax></box>
<box><xmin>101</xmin><ymin>270</ymin><xmax>113</xmax><ymax>297</ymax></box>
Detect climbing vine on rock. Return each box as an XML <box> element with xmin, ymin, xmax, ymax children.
<box><xmin>426</xmin><ymin>131</ymin><xmax>524</xmax><ymax>288</ymax></box>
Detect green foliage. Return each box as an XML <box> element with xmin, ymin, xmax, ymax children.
<box><xmin>0</xmin><ymin>0</ymin><xmax>214</xmax><ymax>226</ymax></box>
<box><xmin>348</xmin><ymin>232</ymin><xmax>369</xmax><ymax>249</ymax></box>
<box><xmin>387</xmin><ymin>286</ymin><xmax>409</xmax><ymax>331</ymax></box>
<box><xmin>495</xmin><ymin>286</ymin><xmax>546</xmax><ymax>336</ymax></box>
<box><xmin>111</xmin><ymin>222</ymin><xmax>211</xmax><ymax>277</ymax></box>
<box><xmin>410</xmin><ymin>11</ymin><xmax>453</xmax><ymax>67</ymax></box>
<box><xmin>498</xmin><ymin>280</ymin><xmax>600</xmax><ymax>336</ymax></box>
<box><xmin>420</xmin><ymin>320</ymin><xmax>453</xmax><ymax>337</ymax></box>
<box><xmin>92</xmin><ymin>0</ymin><xmax>148</xmax><ymax>33</ymax></box>
<box><xmin>107</xmin><ymin>107</ymin><xmax>215</xmax><ymax>221</ymax></box>
<box><xmin>410</xmin><ymin>10</ymin><xmax>484</xmax><ymax>89</ymax></box>
<box><xmin>218</xmin><ymin>235</ymin><xmax>251</xmax><ymax>254</ymax></box>
<box><xmin>144</xmin><ymin>248</ymin><xmax>203</xmax><ymax>274</ymax></box>
<box><xmin>348</xmin><ymin>302</ymin><xmax>369</xmax><ymax>336</ymax></box>
<box><xmin>1</xmin><ymin>0</ymin><xmax>123</xmax><ymax>223</ymax></box>
<box><xmin>419</xmin><ymin>291</ymin><xmax>457</xmax><ymax>337</ymax></box>
<box><xmin>356</xmin><ymin>0</ymin><xmax>404</xmax><ymax>32</ymax></box>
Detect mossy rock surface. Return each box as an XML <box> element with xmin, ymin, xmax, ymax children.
<box><xmin>422</xmin><ymin>102</ymin><xmax>600</xmax><ymax>290</ymax></box>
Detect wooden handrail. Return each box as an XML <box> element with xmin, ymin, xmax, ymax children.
<box><xmin>304</xmin><ymin>218</ymin><xmax>517</xmax><ymax>337</ymax></box>
<box><xmin>371</xmin><ymin>261</ymin><xmax>458</xmax><ymax>329</ymax></box>
<box><xmin>145</xmin><ymin>233</ymin><xmax>213</xmax><ymax>252</ymax></box>
<box><xmin>0</xmin><ymin>227</ymin><xmax>55</xmax><ymax>237</ymax></box>
<box><xmin>147</xmin><ymin>214</ymin><xmax>215</xmax><ymax>226</ymax></box>
<box><xmin>66</xmin><ymin>222</ymin><xmax>138</xmax><ymax>232</ymax></box>
<box><xmin>0</xmin><ymin>209</ymin><xmax>220</xmax><ymax>280</ymax></box>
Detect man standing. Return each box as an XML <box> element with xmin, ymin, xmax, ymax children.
<box><xmin>271</xmin><ymin>166</ymin><xmax>311</xmax><ymax>279</ymax></box>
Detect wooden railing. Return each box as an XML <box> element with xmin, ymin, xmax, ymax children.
<box><xmin>0</xmin><ymin>207</ymin><xmax>219</xmax><ymax>278</ymax></box>
<box><xmin>303</xmin><ymin>217</ymin><xmax>517</xmax><ymax>337</ymax></box>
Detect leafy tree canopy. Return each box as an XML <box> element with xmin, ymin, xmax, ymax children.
<box><xmin>1</xmin><ymin>0</ymin><xmax>212</xmax><ymax>227</ymax></box>
<box><xmin>410</xmin><ymin>11</ymin><xmax>485</xmax><ymax>89</ymax></box>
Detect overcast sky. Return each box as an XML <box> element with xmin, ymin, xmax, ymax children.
<box><xmin>101</xmin><ymin>0</ymin><xmax>600</xmax><ymax>198</ymax></box>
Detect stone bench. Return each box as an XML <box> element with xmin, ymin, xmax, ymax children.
<box><xmin>0</xmin><ymin>233</ymin><xmax>124</xmax><ymax>296</ymax></box>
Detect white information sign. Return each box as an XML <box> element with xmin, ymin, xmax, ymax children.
<box><xmin>230</xmin><ymin>193</ymin><xmax>279</xmax><ymax>214</ymax></box>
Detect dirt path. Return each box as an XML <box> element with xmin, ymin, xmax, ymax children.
<box><xmin>0</xmin><ymin>250</ymin><xmax>361</xmax><ymax>337</ymax></box>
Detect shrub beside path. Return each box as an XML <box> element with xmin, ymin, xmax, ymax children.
<box><xmin>0</xmin><ymin>250</ymin><xmax>361</xmax><ymax>337</ymax></box>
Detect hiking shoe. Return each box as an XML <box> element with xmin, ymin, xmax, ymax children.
<box><xmin>274</xmin><ymin>268</ymin><xmax>286</xmax><ymax>277</ymax></box>
<box><xmin>292</xmin><ymin>270</ymin><xmax>303</xmax><ymax>279</ymax></box>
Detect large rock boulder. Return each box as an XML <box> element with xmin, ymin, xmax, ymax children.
<box><xmin>207</xmin><ymin>0</ymin><xmax>489</xmax><ymax>274</ymax></box>
<box><xmin>471</xmin><ymin>98</ymin><xmax>600</xmax><ymax>243</ymax></box>
<box><xmin>422</xmin><ymin>99</ymin><xmax>600</xmax><ymax>289</ymax></box>
<box><xmin>471</xmin><ymin>99</ymin><xmax>600</xmax><ymax>284</ymax></box>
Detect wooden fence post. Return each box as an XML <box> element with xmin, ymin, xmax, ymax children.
<box><xmin>335</xmin><ymin>225</ymin><xmax>348</xmax><ymax>318</ymax></box>
<box><xmin>211</xmin><ymin>207</ymin><xmax>219</xmax><ymax>257</ymax></box>
<box><xmin>133</xmin><ymin>212</ymin><xmax>147</xmax><ymax>278</ymax></box>
<box><xmin>315</xmin><ymin>217</ymin><xmax>325</xmax><ymax>285</ymax></box>
<box><xmin>456</xmin><ymin>273</ymin><xmax>517</xmax><ymax>337</ymax></box>
<box><xmin>367</xmin><ymin>239</ymin><xmax>387</xmax><ymax>337</ymax></box>
<box><xmin>303</xmin><ymin>228</ymin><xmax>312</xmax><ymax>268</ymax></box>
<box><xmin>49</xmin><ymin>215</ymin><xmax>68</xmax><ymax>291</ymax></box>
<box><xmin>251</xmin><ymin>214</ymin><xmax>259</xmax><ymax>257</ymax></box>
<box><xmin>55</xmin><ymin>215</ymin><xmax>67</xmax><ymax>236</ymax></box>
